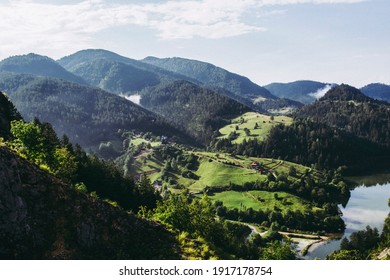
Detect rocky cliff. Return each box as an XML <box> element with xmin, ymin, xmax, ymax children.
<box><xmin>0</xmin><ymin>146</ymin><xmax>179</xmax><ymax>259</ymax></box>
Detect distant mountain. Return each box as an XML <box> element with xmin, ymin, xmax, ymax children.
<box><xmin>0</xmin><ymin>53</ymin><xmax>86</xmax><ymax>85</ymax></box>
<box><xmin>295</xmin><ymin>84</ymin><xmax>390</xmax><ymax>147</ymax></box>
<box><xmin>360</xmin><ymin>83</ymin><xmax>390</xmax><ymax>102</ymax></box>
<box><xmin>142</xmin><ymin>56</ymin><xmax>276</xmax><ymax>100</ymax></box>
<box><xmin>0</xmin><ymin>74</ymin><xmax>189</xmax><ymax>148</ymax></box>
<box><xmin>265</xmin><ymin>80</ymin><xmax>334</xmax><ymax>104</ymax></box>
<box><xmin>58</xmin><ymin>49</ymin><xmax>198</xmax><ymax>94</ymax></box>
<box><xmin>140</xmin><ymin>80</ymin><xmax>250</xmax><ymax>144</ymax></box>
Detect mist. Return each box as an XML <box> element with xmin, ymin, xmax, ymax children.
<box><xmin>308</xmin><ymin>84</ymin><xmax>334</xmax><ymax>99</ymax></box>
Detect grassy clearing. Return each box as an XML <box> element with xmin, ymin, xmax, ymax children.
<box><xmin>131</xmin><ymin>137</ymin><xmax>161</xmax><ymax>147</ymax></box>
<box><xmin>207</xmin><ymin>190</ymin><xmax>315</xmax><ymax>213</ymax></box>
<box><xmin>218</xmin><ymin>112</ymin><xmax>293</xmax><ymax>144</ymax></box>
<box><xmin>130</xmin><ymin>149</ymin><xmax>316</xmax><ymax>193</ymax></box>
<box><xmin>188</xmin><ymin>158</ymin><xmax>266</xmax><ymax>192</ymax></box>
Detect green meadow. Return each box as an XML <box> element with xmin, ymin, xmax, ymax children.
<box><xmin>218</xmin><ymin>112</ymin><xmax>293</xmax><ymax>144</ymax></box>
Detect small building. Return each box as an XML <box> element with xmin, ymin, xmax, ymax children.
<box><xmin>250</xmin><ymin>161</ymin><xmax>260</xmax><ymax>169</ymax></box>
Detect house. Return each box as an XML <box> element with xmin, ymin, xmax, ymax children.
<box><xmin>250</xmin><ymin>161</ymin><xmax>265</xmax><ymax>174</ymax></box>
<box><xmin>250</xmin><ymin>161</ymin><xmax>260</xmax><ymax>169</ymax></box>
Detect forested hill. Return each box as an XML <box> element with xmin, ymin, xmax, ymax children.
<box><xmin>142</xmin><ymin>56</ymin><xmax>276</xmax><ymax>100</ymax></box>
<box><xmin>0</xmin><ymin>75</ymin><xmax>189</xmax><ymax>147</ymax></box>
<box><xmin>58</xmin><ymin>49</ymin><xmax>198</xmax><ymax>94</ymax></box>
<box><xmin>360</xmin><ymin>83</ymin><xmax>390</xmax><ymax>102</ymax></box>
<box><xmin>140</xmin><ymin>80</ymin><xmax>250</xmax><ymax>144</ymax></box>
<box><xmin>0</xmin><ymin>53</ymin><xmax>86</xmax><ymax>85</ymax></box>
<box><xmin>294</xmin><ymin>84</ymin><xmax>390</xmax><ymax>147</ymax></box>
<box><xmin>264</xmin><ymin>80</ymin><xmax>331</xmax><ymax>104</ymax></box>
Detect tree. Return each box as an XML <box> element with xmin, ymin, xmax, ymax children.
<box><xmin>260</xmin><ymin>240</ymin><xmax>296</xmax><ymax>260</ymax></box>
<box><xmin>53</xmin><ymin>147</ymin><xmax>78</xmax><ymax>183</ymax></box>
<box><xmin>288</xmin><ymin>166</ymin><xmax>297</xmax><ymax>177</ymax></box>
<box><xmin>10</xmin><ymin>120</ymin><xmax>45</xmax><ymax>162</ymax></box>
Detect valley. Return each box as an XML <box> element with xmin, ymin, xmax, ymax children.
<box><xmin>0</xmin><ymin>49</ymin><xmax>389</xmax><ymax>260</ymax></box>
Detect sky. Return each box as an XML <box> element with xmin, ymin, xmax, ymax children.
<box><xmin>0</xmin><ymin>0</ymin><xmax>389</xmax><ymax>87</ymax></box>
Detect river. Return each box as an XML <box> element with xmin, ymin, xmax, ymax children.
<box><xmin>303</xmin><ymin>182</ymin><xmax>390</xmax><ymax>259</ymax></box>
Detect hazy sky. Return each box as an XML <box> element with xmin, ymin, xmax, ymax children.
<box><xmin>0</xmin><ymin>0</ymin><xmax>389</xmax><ymax>87</ymax></box>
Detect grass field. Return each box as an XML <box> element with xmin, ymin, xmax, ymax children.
<box><xmin>218</xmin><ymin>112</ymin><xmax>293</xmax><ymax>144</ymax></box>
<box><xmin>130</xmin><ymin>149</ymin><xmax>316</xmax><ymax>194</ymax></box>
<box><xmin>207</xmin><ymin>190</ymin><xmax>316</xmax><ymax>213</ymax></box>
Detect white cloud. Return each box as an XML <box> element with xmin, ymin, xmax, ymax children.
<box><xmin>0</xmin><ymin>0</ymin><xmax>367</xmax><ymax>59</ymax></box>
<box><xmin>308</xmin><ymin>84</ymin><xmax>334</xmax><ymax>99</ymax></box>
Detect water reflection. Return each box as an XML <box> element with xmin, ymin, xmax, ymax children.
<box><xmin>304</xmin><ymin>183</ymin><xmax>390</xmax><ymax>259</ymax></box>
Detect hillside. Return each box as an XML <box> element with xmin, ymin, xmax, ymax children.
<box><xmin>58</xmin><ymin>49</ymin><xmax>197</xmax><ymax>94</ymax></box>
<box><xmin>264</xmin><ymin>80</ymin><xmax>333</xmax><ymax>104</ymax></box>
<box><xmin>140</xmin><ymin>80</ymin><xmax>250</xmax><ymax>144</ymax></box>
<box><xmin>360</xmin><ymin>83</ymin><xmax>390</xmax><ymax>102</ymax></box>
<box><xmin>295</xmin><ymin>84</ymin><xmax>390</xmax><ymax>147</ymax></box>
<box><xmin>62</xmin><ymin>59</ymin><xmax>161</xmax><ymax>94</ymax></box>
<box><xmin>217</xmin><ymin>112</ymin><xmax>293</xmax><ymax>144</ymax></box>
<box><xmin>0</xmin><ymin>145</ymin><xmax>179</xmax><ymax>260</ymax></box>
<box><xmin>0</xmin><ymin>74</ymin><xmax>190</xmax><ymax>150</ymax></box>
<box><xmin>0</xmin><ymin>53</ymin><xmax>86</xmax><ymax>85</ymax></box>
<box><xmin>142</xmin><ymin>56</ymin><xmax>276</xmax><ymax>100</ymax></box>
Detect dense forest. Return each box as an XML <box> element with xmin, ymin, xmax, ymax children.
<box><xmin>0</xmin><ymin>75</ymin><xmax>190</xmax><ymax>148</ymax></box>
<box><xmin>295</xmin><ymin>84</ymin><xmax>390</xmax><ymax>147</ymax></box>
<box><xmin>140</xmin><ymin>80</ymin><xmax>250</xmax><ymax>144</ymax></box>
<box><xmin>58</xmin><ymin>49</ymin><xmax>198</xmax><ymax>94</ymax></box>
<box><xmin>212</xmin><ymin>85</ymin><xmax>390</xmax><ymax>173</ymax></box>
<box><xmin>142</xmin><ymin>56</ymin><xmax>276</xmax><ymax>100</ymax></box>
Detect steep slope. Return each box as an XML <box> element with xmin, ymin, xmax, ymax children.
<box><xmin>142</xmin><ymin>56</ymin><xmax>276</xmax><ymax>100</ymax></box>
<box><xmin>360</xmin><ymin>83</ymin><xmax>390</xmax><ymax>102</ymax></box>
<box><xmin>0</xmin><ymin>146</ymin><xmax>179</xmax><ymax>259</ymax></box>
<box><xmin>294</xmin><ymin>84</ymin><xmax>390</xmax><ymax>147</ymax></box>
<box><xmin>0</xmin><ymin>74</ymin><xmax>190</xmax><ymax>148</ymax></box>
<box><xmin>264</xmin><ymin>80</ymin><xmax>333</xmax><ymax>104</ymax></box>
<box><xmin>0</xmin><ymin>53</ymin><xmax>86</xmax><ymax>85</ymax></box>
<box><xmin>58</xmin><ymin>49</ymin><xmax>197</xmax><ymax>94</ymax></box>
<box><xmin>140</xmin><ymin>80</ymin><xmax>250</xmax><ymax>144</ymax></box>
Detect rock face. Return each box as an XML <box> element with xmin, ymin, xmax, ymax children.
<box><xmin>0</xmin><ymin>147</ymin><xmax>179</xmax><ymax>259</ymax></box>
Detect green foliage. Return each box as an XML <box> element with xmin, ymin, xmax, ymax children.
<box><xmin>329</xmin><ymin>226</ymin><xmax>380</xmax><ymax>259</ymax></box>
<box><xmin>10</xmin><ymin>120</ymin><xmax>45</xmax><ymax>161</ymax></box>
<box><xmin>74</xmin><ymin>182</ymin><xmax>88</xmax><ymax>193</ymax></box>
<box><xmin>53</xmin><ymin>147</ymin><xmax>77</xmax><ymax>182</ymax></box>
<box><xmin>259</xmin><ymin>240</ymin><xmax>296</xmax><ymax>260</ymax></box>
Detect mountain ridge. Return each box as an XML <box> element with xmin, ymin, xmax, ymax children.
<box><xmin>0</xmin><ymin>53</ymin><xmax>86</xmax><ymax>85</ymax></box>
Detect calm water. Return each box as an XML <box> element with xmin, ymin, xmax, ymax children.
<box><xmin>304</xmin><ymin>182</ymin><xmax>390</xmax><ymax>259</ymax></box>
